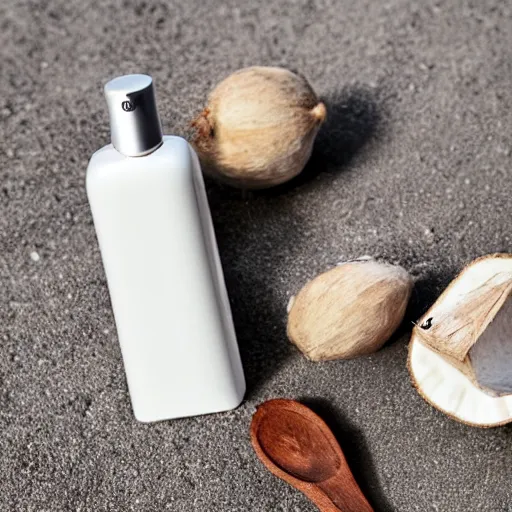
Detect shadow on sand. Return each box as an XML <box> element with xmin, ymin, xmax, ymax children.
<box><xmin>204</xmin><ymin>84</ymin><xmax>386</xmax><ymax>396</ymax></box>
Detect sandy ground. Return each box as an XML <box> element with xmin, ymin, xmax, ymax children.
<box><xmin>1</xmin><ymin>0</ymin><xmax>511</xmax><ymax>510</ymax></box>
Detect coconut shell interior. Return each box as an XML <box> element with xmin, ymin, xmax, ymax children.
<box><xmin>469</xmin><ymin>295</ymin><xmax>512</xmax><ymax>395</ymax></box>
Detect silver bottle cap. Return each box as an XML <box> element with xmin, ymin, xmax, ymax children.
<box><xmin>104</xmin><ymin>74</ymin><xmax>163</xmax><ymax>157</ymax></box>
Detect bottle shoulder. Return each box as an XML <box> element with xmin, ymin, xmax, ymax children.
<box><xmin>87</xmin><ymin>136</ymin><xmax>193</xmax><ymax>177</ymax></box>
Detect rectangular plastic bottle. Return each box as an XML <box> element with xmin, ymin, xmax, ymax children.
<box><xmin>86</xmin><ymin>74</ymin><xmax>245</xmax><ymax>422</ymax></box>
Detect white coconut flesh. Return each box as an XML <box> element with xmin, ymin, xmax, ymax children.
<box><xmin>409</xmin><ymin>255</ymin><xmax>512</xmax><ymax>427</ymax></box>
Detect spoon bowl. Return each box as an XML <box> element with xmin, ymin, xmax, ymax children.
<box><xmin>257</xmin><ymin>407</ymin><xmax>341</xmax><ymax>482</ymax></box>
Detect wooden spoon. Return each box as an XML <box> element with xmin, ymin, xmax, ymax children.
<box><xmin>250</xmin><ymin>399</ymin><xmax>374</xmax><ymax>512</ymax></box>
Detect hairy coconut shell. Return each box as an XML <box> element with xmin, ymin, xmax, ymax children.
<box><xmin>287</xmin><ymin>258</ymin><xmax>413</xmax><ymax>361</ymax></box>
<box><xmin>191</xmin><ymin>66</ymin><xmax>326</xmax><ymax>189</ymax></box>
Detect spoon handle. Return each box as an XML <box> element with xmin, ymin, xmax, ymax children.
<box><xmin>316</xmin><ymin>474</ymin><xmax>374</xmax><ymax>512</ymax></box>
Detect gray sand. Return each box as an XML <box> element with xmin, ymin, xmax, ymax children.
<box><xmin>1</xmin><ymin>1</ymin><xmax>511</xmax><ymax>510</ymax></box>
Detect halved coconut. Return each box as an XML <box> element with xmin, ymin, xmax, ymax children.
<box><xmin>408</xmin><ymin>254</ymin><xmax>512</xmax><ymax>427</ymax></box>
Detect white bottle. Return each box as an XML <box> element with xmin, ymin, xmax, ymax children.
<box><xmin>86</xmin><ymin>74</ymin><xmax>245</xmax><ymax>422</ymax></box>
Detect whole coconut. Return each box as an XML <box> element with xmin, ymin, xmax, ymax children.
<box><xmin>191</xmin><ymin>66</ymin><xmax>326</xmax><ymax>189</ymax></box>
